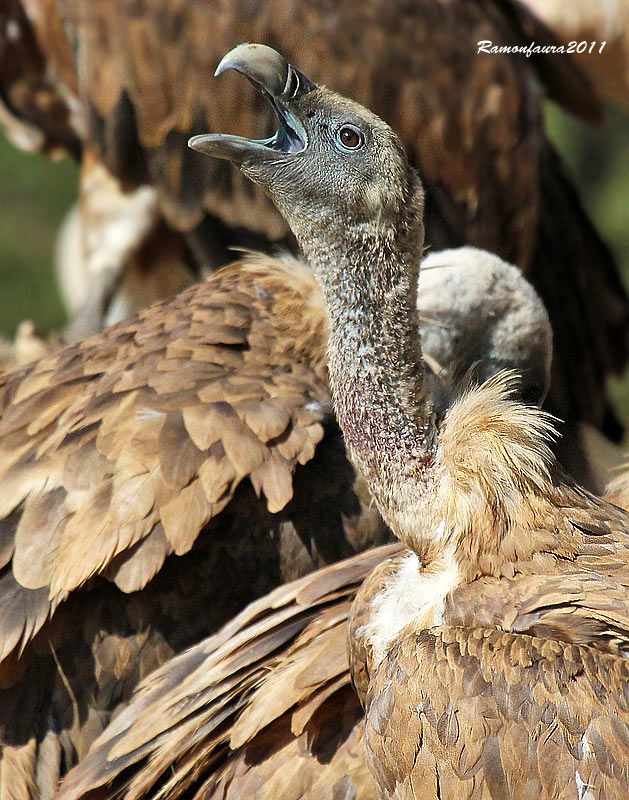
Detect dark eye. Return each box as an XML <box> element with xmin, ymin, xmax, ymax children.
<box><xmin>336</xmin><ymin>125</ymin><xmax>365</xmax><ymax>151</ymax></box>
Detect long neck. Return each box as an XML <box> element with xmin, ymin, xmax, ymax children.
<box><xmin>300</xmin><ymin>206</ymin><xmax>437</xmax><ymax>546</ymax></box>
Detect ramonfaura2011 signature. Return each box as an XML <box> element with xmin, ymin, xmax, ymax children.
<box><xmin>477</xmin><ymin>40</ymin><xmax>607</xmax><ymax>57</ymax></box>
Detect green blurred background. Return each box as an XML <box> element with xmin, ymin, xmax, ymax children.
<box><xmin>544</xmin><ymin>103</ymin><xmax>629</xmax><ymax>427</ymax></box>
<box><xmin>0</xmin><ymin>137</ymin><xmax>76</xmax><ymax>334</ymax></box>
<box><xmin>0</xmin><ymin>98</ymin><xmax>628</xmax><ymax>465</ymax></box>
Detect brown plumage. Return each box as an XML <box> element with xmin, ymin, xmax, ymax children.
<box><xmin>51</xmin><ymin>252</ymin><xmax>557</xmax><ymax>800</ymax></box>
<box><xmin>52</xmin><ymin>397</ymin><xmax>629</xmax><ymax>800</ymax></box>
<box><xmin>0</xmin><ymin>0</ymin><xmax>79</xmax><ymax>158</ymax></box>
<box><xmin>1</xmin><ymin>0</ymin><xmax>626</xmax><ymax>476</ymax></box>
<box><xmin>54</xmin><ymin>461</ymin><xmax>629</xmax><ymax>800</ymax></box>
<box><xmin>350</xmin><ymin>383</ymin><xmax>629</xmax><ymax>799</ymax></box>
<box><xmin>0</xmin><ymin>252</ymin><xmax>393</xmax><ymax>799</ymax></box>
<box><xmin>185</xmin><ymin>45</ymin><xmax>629</xmax><ymax>797</ymax></box>
<box><xmin>0</xmin><ymin>241</ymin><xmax>551</xmax><ymax>797</ymax></box>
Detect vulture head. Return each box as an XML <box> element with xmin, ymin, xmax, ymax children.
<box><xmin>189</xmin><ymin>43</ymin><xmax>422</xmax><ymax>244</ymax></box>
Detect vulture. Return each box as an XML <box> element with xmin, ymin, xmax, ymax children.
<box><xmin>0</xmin><ymin>237</ymin><xmax>554</xmax><ymax>799</ymax></box>
<box><xmin>0</xmin><ymin>0</ymin><xmax>627</xmax><ymax>484</ymax></box>
<box><xmin>0</xmin><ymin>252</ymin><xmax>389</xmax><ymax>799</ymax></box>
<box><xmin>187</xmin><ymin>44</ymin><xmax>629</xmax><ymax>796</ymax></box>
<box><xmin>55</xmin><ymin>463</ymin><xmax>629</xmax><ymax>800</ymax></box>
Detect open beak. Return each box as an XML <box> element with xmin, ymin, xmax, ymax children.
<box><xmin>188</xmin><ymin>43</ymin><xmax>315</xmax><ymax>166</ymax></box>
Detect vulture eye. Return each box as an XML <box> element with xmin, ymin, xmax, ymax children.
<box><xmin>336</xmin><ymin>125</ymin><xmax>365</xmax><ymax>151</ymax></box>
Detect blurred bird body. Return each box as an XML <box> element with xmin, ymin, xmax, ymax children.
<box><xmin>55</xmin><ymin>160</ymin><xmax>195</xmax><ymax>340</ymax></box>
<box><xmin>606</xmin><ymin>467</ymin><xmax>629</xmax><ymax>512</ymax></box>
<box><xmin>520</xmin><ymin>0</ymin><xmax>629</xmax><ymax>110</ymax></box>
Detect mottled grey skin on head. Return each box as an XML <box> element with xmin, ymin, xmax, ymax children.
<box><xmin>191</xmin><ymin>43</ymin><xmax>435</xmax><ymax>553</ymax></box>
<box><xmin>419</xmin><ymin>246</ymin><xmax>553</xmax><ymax>408</ymax></box>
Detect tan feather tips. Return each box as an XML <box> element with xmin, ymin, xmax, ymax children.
<box><xmin>233</xmin><ymin>252</ymin><xmax>329</xmax><ymax>378</ymax></box>
<box><xmin>364</xmin><ymin>625</ymin><xmax>629</xmax><ymax>800</ymax></box>
<box><xmin>0</xmin><ymin>255</ymin><xmax>333</xmax><ymax>673</ymax></box>
<box><xmin>438</xmin><ymin>371</ymin><xmax>558</xmax><ymax>489</ymax></box>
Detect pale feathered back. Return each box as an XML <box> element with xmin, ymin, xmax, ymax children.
<box><xmin>418</xmin><ymin>246</ymin><xmax>553</xmax><ymax>406</ymax></box>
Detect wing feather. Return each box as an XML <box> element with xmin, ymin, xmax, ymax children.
<box><xmin>0</xmin><ymin>261</ymin><xmax>335</xmax><ymax>664</ymax></box>
<box><xmin>56</xmin><ymin>545</ymin><xmax>402</xmax><ymax>800</ymax></box>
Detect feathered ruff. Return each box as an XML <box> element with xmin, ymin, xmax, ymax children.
<box><xmin>405</xmin><ymin>370</ymin><xmax>628</xmax><ymax>582</ymax></box>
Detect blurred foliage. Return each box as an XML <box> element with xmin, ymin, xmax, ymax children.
<box><xmin>545</xmin><ymin>102</ymin><xmax>629</xmax><ymax>282</ymax></box>
<box><xmin>0</xmin><ymin>134</ymin><xmax>76</xmax><ymax>336</ymax></box>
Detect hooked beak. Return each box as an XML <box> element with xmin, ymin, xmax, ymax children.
<box><xmin>188</xmin><ymin>43</ymin><xmax>315</xmax><ymax>166</ymax></box>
